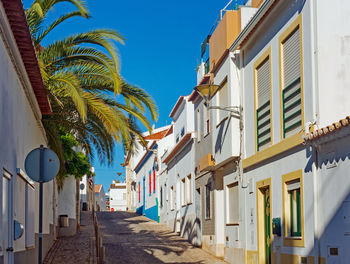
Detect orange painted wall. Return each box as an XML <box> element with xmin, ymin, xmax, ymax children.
<box><xmin>252</xmin><ymin>0</ymin><xmax>264</xmax><ymax>8</ymax></box>
<box><xmin>209</xmin><ymin>10</ymin><xmax>241</xmax><ymax>72</ymax></box>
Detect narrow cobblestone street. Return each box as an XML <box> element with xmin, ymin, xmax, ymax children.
<box><xmin>44</xmin><ymin>211</ymin><xmax>96</xmax><ymax>264</ymax></box>
<box><xmin>97</xmin><ymin>211</ymin><xmax>227</xmax><ymax>264</ymax></box>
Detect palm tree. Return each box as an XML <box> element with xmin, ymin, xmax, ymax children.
<box><xmin>26</xmin><ymin>0</ymin><xmax>158</xmax><ymax>186</ymax></box>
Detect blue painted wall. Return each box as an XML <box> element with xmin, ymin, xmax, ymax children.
<box><xmin>136</xmin><ymin>204</ymin><xmax>159</xmax><ymax>222</ymax></box>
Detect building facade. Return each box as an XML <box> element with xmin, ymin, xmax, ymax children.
<box><xmin>122</xmin><ymin>1</ymin><xmax>350</xmax><ymax>263</ymax></box>
<box><xmin>94</xmin><ymin>184</ymin><xmax>106</xmax><ymax>211</ymax></box>
<box><xmin>109</xmin><ymin>182</ymin><xmax>127</xmax><ymax>212</ymax></box>
<box><xmin>0</xmin><ymin>1</ymin><xmax>54</xmax><ymax>263</ymax></box>
<box><xmin>160</xmin><ymin>96</ymin><xmax>200</xmax><ymax>245</ymax></box>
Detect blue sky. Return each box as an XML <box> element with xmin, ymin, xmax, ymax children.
<box><xmin>24</xmin><ymin>0</ymin><xmax>232</xmax><ymax>192</ymax></box>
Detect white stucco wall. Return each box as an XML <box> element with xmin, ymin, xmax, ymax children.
<box><xmin>110</xmin><ymin>184</ymin><xmax>127</xmax><ymax>211</ymax></box>
<box><xmin>316</xmin><ymin>0</ymin><xmax>350</xmax><ymax>127</ymax></box>
<box><xmin>57</xmin><ymin>175</ymin><xmax>76</xmax><ymax>220</ymax></box>
<box><xmin>0</xmin><ymin>30</ymin><xmax>51</xmax><ymax>255</ymax></box>
<box><xmin>95</xmin><ymin>186</ymin><xmax>106</xmax><ymax>211</ymax></box>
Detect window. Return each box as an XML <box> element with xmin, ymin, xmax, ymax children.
<box><xmin>138</xmin><ymin>182</ymin><xmax>140</xmax><ymax>202</ymax></box>
<box><xmin>282</xmin><ymin>169</ymin><xmax>304</xmax><ymax>247</ymax></box>
<box><xmin>160</xmin><ymin>186</ymin><xmax>163</xmax><ymax>208</ymax></box>
<box><xmin>186</xmin><ymin>174</ymin><xmax>192</xmax><ymax>204</ymax></box>
<box><xmin>149</xmin><ymin>171</ymin><xmax>152</xmax><ymax>196</ymax></box>
<box><xmin>153</xmin><ymin>169</ymin><xmax>156</xmax><ymax>193</ymax></box>
<box><xmin>288</xmin><ymin>183</ymin><xmax>301</xmax><ymax>237</ymax></box>
<box><xmin>254</xmin><ymin>48</ymin><xmax>272</xmax><ymax>151</ymax></box>
<box><xmin>181</xmin><ymin>127</ymin><xmax>185</xmax><ymax>137</ymax></box>
<box><xmin>205</xmin><ymin>183</ymin><xmax>211</xmax><ymax>219</ymax></box>
<box><xmin>197</xmin><ymin>108</ymin><xmax>201</xmax><ymax>141</ymax></box>
<box><xmin>280</xmin><ymin>15</ymin><xmax>303</xmax><ymax>139</ymax></box>
<box><xmin>176</xmin><ymin>134</ymin><xmax>180</xmax><ymax>143</ymax></box>
<box><xmin>227</xmin><ymin>182</ymin><xmax>239</xmax><ymax>224</ymax></box>
<box><xmin>170</xmin><ymin>186</ymin><xmax>175</xmax><ymax>210</ymax></box>
<box><xmin>203</xmin><ymin>107</ymin><xmax>210</xmax><ymax>135</ymax></box>
<box><xmin>218</xmin><ymin>79</ymin><xmax>228</xmax><ymax>122</ymax></box>
<box><xmin>181</xmin><ymin>178</ymin><xmax>186</xmax><ymax>206</ymax></box>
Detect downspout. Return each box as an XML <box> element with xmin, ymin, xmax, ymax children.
<box><xmin>310</xmin><ymin>0</ymin><xmax>321</xmax><ymax>262</ymax></box>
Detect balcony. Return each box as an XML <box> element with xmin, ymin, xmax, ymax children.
<box><xmin>209</xmin><ymin>10</ymin><xmax>241</xmax><ymax>72</ymax></box>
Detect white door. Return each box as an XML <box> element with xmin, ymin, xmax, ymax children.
<box><xmin>2</xmin><ymin>172</ymin><xmax>13</xmax><ymax>264</ymax></box>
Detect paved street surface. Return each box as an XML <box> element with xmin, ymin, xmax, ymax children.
<box><xmin>44</xmin><ymin>211</ymin><xmax>96</xmax><ymax>264</ymax></box>
<box><xmin>97</xmin><ymin>211</ymin><xmax>227</xmax><ymax>264</ymax></box>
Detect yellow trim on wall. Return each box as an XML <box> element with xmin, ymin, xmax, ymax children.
<box><xmin>246</xmin><ymin>250</ymin><xmax>258</xmax><ymax>264</ymax></box>
<box><xmin>243</xmin><ymin>131</ymin><xmax>303</xmax><ymax>169</ymax></box>
<box><xmin>256</xmin><ymin>178</ymin><xmax>272</xmax><ymax>264</ymax></box>
<box><xmin>279</xmin><ymin>14</ymin><xmax>304</xmax><ymax>140</ymax></box>
<box><xmin>253</xmin><ymin>47</ymin><xmax>273</xmax><ymax>153</ymax></box>
<box><xmin>282</xmin><ymin>169</ymin><xmax>305</xmax><ymax>247</ymax></box>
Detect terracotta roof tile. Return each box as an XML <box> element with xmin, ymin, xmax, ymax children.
<box><xmin>1</xmin><ymin>0</ymin><xmax>51</xmax><ymax>114</ymax></box>
<box><xmin>304</xmin><ymin>116</ymin><xmax>350</xmax><ymax>142</ymax></box>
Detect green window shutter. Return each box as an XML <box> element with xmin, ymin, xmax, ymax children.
<box><xmin>256</xmin><ymin>57</ymin><xmax>271</xmax><ymax>151</ymax></box>
<box><xmin>282</xmin><ymin>27</ymin><xmax>302</xmax><ymax>138</ymax></box>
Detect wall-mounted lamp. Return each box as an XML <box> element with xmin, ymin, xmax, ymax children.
<box><xmin>195</xmin><ymin>83</ymin><xmax>242</xmax><ymax>116</ymax></box>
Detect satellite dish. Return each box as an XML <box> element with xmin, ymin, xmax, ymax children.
<box><xmin>25</xmin><ymin>147</ymin><xmax>60</xmax><ymax>183</ymax></box>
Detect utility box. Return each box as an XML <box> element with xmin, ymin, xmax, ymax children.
<box><xmin>272</xmin><ymin>217</ymin><xmax>281</xmax><ymax>236</ymax></box>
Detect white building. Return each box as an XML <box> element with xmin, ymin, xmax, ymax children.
<box><xmin>0</xmin><ymin>1</ymin><xmax>54</xmax><ymax>263</ymax></box>
<box><xmin>233</xmin><ymin>0</ymin><xmax>350</xmax><ymax>263</ymax></box>
<box><xmin>80</xmin><ymin>170</ymin><xmax>95</xmax><ymax>212</ymax></box>
<box><xmin>94</xmin><ymin>184</ymin><xmax>106</xmax><ymax>211</ymax></box>
<box><xmin>128</xmin><ymin>125</ymin><xmax>173</xmax><ymax>222</ymax></box>
<box><xmin>160</xmin><ymin>96</ymin><xmax>199</xmax><ymax>245</ymax></box>
<box><xmin>109</xmin><ymin>181</ymin><xmax>127</xmax><ymax>211</ymax></box>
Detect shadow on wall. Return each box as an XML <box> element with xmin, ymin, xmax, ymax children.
<box><xmin>96</xmin><ymin>211</ymin><xmax>208</xmax><ymax>264</ymax></box>
<box><xmin>179</xmin><ymin>204</ymin><xmax>201</xmax><ymax>247</ymax></box>
<box><xmin>272</xmin><ymin>138</ymin><xmax>350</xmax><ymax>263</ymax></box>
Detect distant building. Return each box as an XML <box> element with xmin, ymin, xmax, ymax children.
<box><xmin>94</xmin><ymin>184</ymin><xmax>106</xmax><ymax>211</ymax></box>
<box><xmin>105</xmin><ymin>193</ymin><xmax>110</xmax><ymax>211</ymax></box>
<box><xmin>109</xmin><ymin>181</ymin><xmax>127</xmax><ymax>211</ymax></box>
<box><xmin>131</xmin><ymin>125</ymin><xmax>173</xmax><ymax>222</ymax></box>
<box><xmin>80</xmin><ymin>172</ymin><xmax>95</xmax><ymax>211</ymax></box>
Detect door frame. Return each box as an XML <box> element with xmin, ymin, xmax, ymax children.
<box><xmin>256</xmin><ymin>178</ymin><xmax>272</xmax><ymax>264</ymax></box>
<box><xmin>2</xmin><ymin>169</ymin><xmax>14</xmax><ymax>264</ymax></box>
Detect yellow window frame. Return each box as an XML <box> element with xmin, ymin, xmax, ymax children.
<box><xmin>282</xmin><ymin>169</ymin><xmax>305</xmax><ymax>247</ymax></box>
<box><xmin>279</xmin><ymin>14</ymin><xmax>304</xmax><ymax>140</ymax></box>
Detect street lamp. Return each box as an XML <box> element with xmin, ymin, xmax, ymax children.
<box><xmin>195</xmin><ymin>83</ymin><xmax>242</xmax><ymax>117</ymax></box>
<box><xmin>195</xmin><ymin>84</ymin><xmax>220</xmax><ymax>106</ymax></box>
